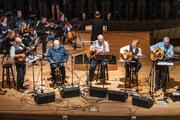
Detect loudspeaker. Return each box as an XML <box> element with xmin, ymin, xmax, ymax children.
<box><xmin>132</xmin><ymin>95</ymin><xmax>154</xmax><ymax>108</ymax></box>
<box><xmin>61</xmin><ymin>87</ymin><xmax>80</xmax><ymax>98</ymax></box>
<box><xmin>171</xmin><ymin>91</ymin><xmax>180</xmax><ymax>102</ymax></box>
<box><xmin>108</xmin><ymin>90</ymin><xmax>128</xmax><ymax>102</ymax></box>
<box><xmin>89</xmin><ymin>86</ymin><xmax>107</xmax><ymax>98</ymax></box>
<box><xmin>34</xmin><ymin>92</ymin><xmax>55</xmax><ymax>104</ymax></box>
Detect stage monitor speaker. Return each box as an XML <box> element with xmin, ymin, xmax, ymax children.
<box><xmin>171</xmin><ymin>91</ymin><xmax>180</xmax><ymax>102</ymax></box>
<box><xmin>132</xmin><ymin>95</ymin><xmax>154</xmax><ymax>108</ymax></box>
<box><xmin>34</xmin><ymin>92</ymin><xmax>55</xmax><ymax>104</ymax></box>
<box><xmin>61</xmin><ymin>87</ymin><xmax>80</xmax><ymax>98</ymax></box>
<box><xmin>89</xmin><ymin>86</ymin><xmax>107</xmax><ymax>98</ymax></box>
<box><xmin>108</xmin><ymin>90</ymin><xmax>128</xmax><ymax>102</ymax></box>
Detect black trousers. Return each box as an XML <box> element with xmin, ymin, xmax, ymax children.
<box><xmin>125</xmin><ymin>62</ymin><xmax>142</xmax><ymax>76</ymax></box>
<box><xmin>155</xmin><ymin>65</ymin><xmax>168</xmax><ymax>92</ymax></box>
<box><xmin>15</xmin><ymin>62</ymin><xmax>26</xmax><ymax>89</ymax></box>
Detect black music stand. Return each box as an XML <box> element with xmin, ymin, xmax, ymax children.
<box><xmin>95</xmin><ymin>54</ymin><xmax>112</xmax><ymax>88</ymax></box>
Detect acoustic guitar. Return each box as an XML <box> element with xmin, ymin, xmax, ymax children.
<box><xmin>120</xmin><ymin>50</ymin><xmax>140</xmax><ymax>61</ymax></box>
<box><xmin>15</xmin><ymin>41</ymin><xmax>39</xmax><ymax>62</ymax></box>
<box><xmin>150</xmin><ymin>48</ymin><xmax>164</xmax><ymax>61</ymax></box>
<box><xmin>86</xmin><ymin>47</ymin><xmax>97</xmax><ymax>59</ymax></box>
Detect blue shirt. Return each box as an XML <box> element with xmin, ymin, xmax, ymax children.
<box><xmin>150</xmin><ymin>42</ymin><xmax>174</xmax><ymax>57</ymax></box>
<box><xmin>47</xmin><ymin>45</ymin><xmax>69</xmax><ymax>66</ymax></box>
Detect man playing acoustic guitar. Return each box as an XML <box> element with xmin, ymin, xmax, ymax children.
<box><xmin>10</xmin><ymin>36</ymin><xmax>35</xmax><ymax>92</ymax></box>
<box><xmin>120</xmin><ymin>39</ymin><xmax>142</xmax><ymax>91</ymax></box>
<box><xmin>120</xmin><ymin>39</ymin><xmax>142</xmax><ymax>73</ymax></box>
<box><xmin>86</xmin><ymin>34</ymin><xmax>109</xmax><ymax>86</ymax></box>
<box><xmin>150</xmin><ymin>36</ymin><xmax>174</xmax><ymax>93</ymax></box>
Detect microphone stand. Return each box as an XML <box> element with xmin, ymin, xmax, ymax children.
<box><xmin>71</xmin><ymin>55</ymin><xmax>74</xmax><ymax>86</ymax></box>
<box><xmin>27</xmin><ymin>50</ymin><xmax>37</xmax><ymax>96</ymax></box>
<box><xmin>40</xmin><ymin>57</ymin><xmax>44</xmax><ymax>93</ymax></box>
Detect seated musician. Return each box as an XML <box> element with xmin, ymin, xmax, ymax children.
<box><xmin>47</xmin><ymin>40</ymin><xmax>69</xmax><ymax>88</ymax></box>
<box><xmin>120</xmin><ymin>39</ymin><xmax>142</xmax><ymax>80</ymax></box>
<box><xmin>0</xmin><ymin>16</ymin><xmax>11</xmax><ymax>53</ymax></box>
<box><xmin>62</xmin><ymin>23</ymin><xmax>76</xmax><ymax>44</ymax></box>
<box><xmin>150</xmin><ymin>37</ymin><xmax>174</xmax><ymax>93</ymax></box>
<box><xmin>0</xmin><ymin>16</ymin><xmax>10</xmax><ymax>37</ymax></box>
<box><xmin>86</xmin><ymin>34</ymin><xmax>109</xmax><ymax>85</ymax></box>
<box><xmin>19</xmin><ymin>22</ymin><xmax>37</xmax><ymax>47</ymax></box>
<box><xmin>14</xmin><ymin>10</ymin><xmax>24</xmax><ymax>30</ymax></box>
<box><xmin>10</xmin><ymin>36</ymin><xmax>27</xmax><ymax>93</ymax></box>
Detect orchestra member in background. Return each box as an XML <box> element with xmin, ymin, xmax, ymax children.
<box><xmin>19</xmin><ymin>22</ymin><xmax>36</xmax><ymax>47</ymax></box>
<box><xmin>0</xmin><ymin>16</ymin><xmax>10</xmax><ymax>37</ymax></box>
<box><xmin>89</xmin><ymin>11</ymin><xmax>107</xmax><ymax>42</ymax></box>
<box><xmin>36</xmin><ymin>17</ymin><xmax>49</xmax><ymax>57</ymax></box>
<box><xmin>150</xmin><ymin>37</ymin><xmax>174</xmax><ymax>93</ymax></box>
<box><xmin>10</xmin><ymin>36</ymin><xmax>27</xmax><ymax>93</ymax></box>
<box><xmin>0</xmin><ymin>16</ymin><xmax>10</xmax><ymax>52</ymax></box>
<box><xmin>51</xmin><ymin>0</ymin><xmax>60</xmax><ymax>20</ymax></box>
<box><xmin>47</xmin><ymin>40</ymin><xmax>69</xmax><ymax>88</ymax></box>
<box><xmin>14</xmin><ymin>10</ymin><xmax>24</xmax><ymax>30</ymax></box>
<box><xmin>4</xmin><ymin>30</ymin><xmax>16</xmax><ymax>54</ymax></box>
<box><xmin>86</xmin><ymin>34</ymin><xmax>109</xmax><ymax>85</ymax></box>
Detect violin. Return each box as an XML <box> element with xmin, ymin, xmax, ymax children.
<box><xmin>24</xmin><ymin>27</ymin><xmax>34</xmax><ymax>33</ymax></box>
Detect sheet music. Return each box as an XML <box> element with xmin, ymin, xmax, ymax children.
<box><xmin>26</xmin><ymin>54</ymin><xmax>42</xmax><ymax>64</ymax></box>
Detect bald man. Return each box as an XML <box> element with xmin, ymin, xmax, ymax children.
<box><xmin>47</xmin><ymin>40</ymin><xmax>69</xmax><ymax>88</ymax></box>
<box><xmin>87</xmin><ymin>34</ymin><xmax>109</xmax><ymax>85</ymax></box>
<box><xmin>10</xmin><ymin>36</ymin><xmax>27</xmax><ymax>93</ymax></box>
<box><xmin>150</xmin><ymin>37</ymin><xmax>174</xmax><ymax>93</ymax></box>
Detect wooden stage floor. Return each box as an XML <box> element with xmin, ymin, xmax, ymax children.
<box><xmin>0</xmin><ymin>32</ymin><xmax>180</xmax><ymax>119</ymax></box>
